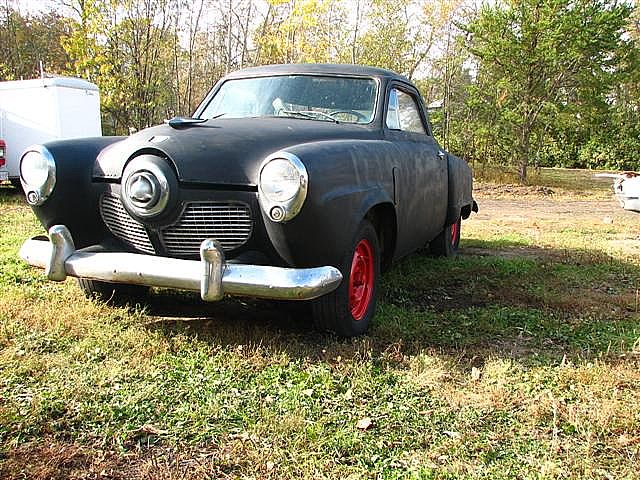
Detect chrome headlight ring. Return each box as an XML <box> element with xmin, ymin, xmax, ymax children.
<box><xmin>121</xmin><ymin>156</ymin><xmax>170</xmax><ymax>218</ymax></box>
<box><xmin>20</xmin><ymin>145</ymin><xmax>56</xmax><ymax>206</ymax></box>
<box><xmin>258</xmin><ymin>151</ymin><xmax>308</xmax><ymax>223</ymax></box>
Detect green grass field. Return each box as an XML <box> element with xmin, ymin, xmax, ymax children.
<box><xmin>1</xmin><ymin>171</ymin><xmax>639</xmax><ymax>479</ymax></box>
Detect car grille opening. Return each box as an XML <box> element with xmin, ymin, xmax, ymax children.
<box><xmin>162</xmin><ymin>203</ymin><xmax>253</xmax><ymax>256</ymax></box>
<box><xmin>100</xmin><ymin>194</ymin><xmax>155</xmax><ymax>253</ymax></box>
<box><xmin>99</xmin><ymin>194</ymin><xmax>253</xmax><ymax>256</ymax></box>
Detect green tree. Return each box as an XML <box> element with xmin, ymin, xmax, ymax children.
<box><xmin>465</xmin><ymin>0</ymin><xmax>633</xmax><ymax>181</ymax></box>
<box><xmin>355</xmin><ymin>0</ymin><xmax>434</xmax><ymax>79</ymax></box>
<box><xmin>60</xmin><ymin>0</ymin><xmax>178</xmax><ymax>134</ymax></box>
<box><xmin>0</xmin><ymin>6</ymin><xmax>72</xmax><ymax>81</ymax></box>
<box><xmin>255</xmin><ymin>0</ymin><xmax>346</xmax><ymax>65</ymax></box>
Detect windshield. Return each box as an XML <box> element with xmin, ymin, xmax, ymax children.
<box><xmin>199</xmin><ymin>75</ymin><xmax>377</xmax><ymax>124</ymax></box>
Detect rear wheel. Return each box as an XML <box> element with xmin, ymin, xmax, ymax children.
<box><xmin>77</xmin><ymin>278</ymin><xmax>148</xmax><ymax>304</ymax></box>
<box><xmin>312</xmin><ymin>220</ymin><xmax>380</xmax><ymax>337</ymax></box>
<box><xmin>429</xmin><ymin>218</ymin><xmax>461</xmax><ymax>257</ymax></box>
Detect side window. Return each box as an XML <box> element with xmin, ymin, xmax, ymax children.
<box><xmin>386</xmin><ymin>89</ymin><xmax>400</xmax><ymax>130</ymax></box>
<box><xmin>385</xmin><ymin>88</ymin><xmax>427</xmax><ymax>134</ymax></box>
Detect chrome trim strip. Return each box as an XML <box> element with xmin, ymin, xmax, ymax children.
<box><xmin>19</xmin><ymin>225</ymin><xmax>342</xmax><ymax>301</ymax></box>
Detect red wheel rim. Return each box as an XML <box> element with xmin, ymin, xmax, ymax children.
<box><xmin>450</xmin><ymin>222</ymin><xmax>460</xmax><ymax>247</ymax></box>
<box><xmin>349</xmin><ymin>239</ymin><xmax>374</xmax><ymax>321</ymax></box>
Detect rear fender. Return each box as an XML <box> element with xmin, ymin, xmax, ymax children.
<box><xmin>445</xmin><ymin>154</ymin><xmax>475</xmax><ymax>225</ymax></box>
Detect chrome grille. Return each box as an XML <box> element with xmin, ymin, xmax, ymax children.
<box><xmin>100</xmin><ymin>194</ymin><xmax>155</xmax><ymax>254</ymax></box>
<box><xmin>161</xmin><ymin>202</ymin><xmax>252</xmax><ymax>256</ymax></box>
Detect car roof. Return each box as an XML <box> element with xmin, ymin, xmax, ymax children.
<box><xmin>225</xmin><ymin>63</ymin><xmax>412</xmax><ymax>84</ymax></box>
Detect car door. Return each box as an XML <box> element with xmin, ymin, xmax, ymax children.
<box><xmin>384</xmin><ymin>84</ymin><xmax>448</xmax><ymax>258</ymax></box>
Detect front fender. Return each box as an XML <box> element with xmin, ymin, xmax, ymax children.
<box><xmin>28</xmin><ymin>137</ymin><xmax>124</xmax><ymax>248</ymax></box>
<box><xmin>261</xmin><ymin>140</ymin><xmax>396</xmax><ymax>268</ymax></box>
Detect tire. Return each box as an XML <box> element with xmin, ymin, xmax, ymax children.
<box><xmin>429</xmin><ymin>218</ymin><xmax>461</xmax><ymax>257</ymax></box>
<box><xmin>10</xmin><ymin>178</ymin><xmax>23</xmax><ymax>192</ymax></box>
<box><xmin>77</xmin><ymin>278</ymin><xmax>148</xmax><ymax>304</ymax></box>
<box><xmin>312</xmin><ymin>219</ymin><xmax>380</xmax><ymax>337</ymax></box>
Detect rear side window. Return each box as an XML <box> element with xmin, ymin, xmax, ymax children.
<box><xmin>386</xmin><ymin>88</ymin><xmax>427</xmax><ymax>134</ymax></box>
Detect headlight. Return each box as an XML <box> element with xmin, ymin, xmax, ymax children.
<box><xmin>260</xmin><ymin>159</ymin><xmax>301</xmax><ymax>202</ymax></box>
<box><xmin>258</xmin><ymin>152</ymin><xmax>308</xmax><ymax>223</ymax></box>
<box><xmin>20</xmin><ymin>145</ymin><xmax>56</xmax><ymax>206</ymax></box>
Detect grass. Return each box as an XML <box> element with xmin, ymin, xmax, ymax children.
<box><xmin>1</xmin><ymin>173</ymin><xmax>640</xmax><ymax>479</ymax></box>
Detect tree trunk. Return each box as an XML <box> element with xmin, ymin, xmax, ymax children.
<box><xmin>519</xmin><ymin>125</ymin><xmax>531</xmax><ymax>183</ymax></box>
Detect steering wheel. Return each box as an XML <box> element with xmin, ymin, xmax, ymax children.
<box><xmin>328</xmin><ymin>110</ymin><xmax>368</xmax><ymax>122</ymax></box>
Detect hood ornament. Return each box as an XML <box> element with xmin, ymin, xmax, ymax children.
<box><xmin>129</xmin><ymin>173</ymin><xmax>156</xmax><ymax>204</ymax></box>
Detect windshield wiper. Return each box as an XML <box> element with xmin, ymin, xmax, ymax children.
<box><xmin>280</xmin><ymin>110</ymin><xmax>338</xmax><ymax>123</ymax></box>
<box><xmin>280</xmin><ymin>110</ymin><xmax>315</xmax><ymax>119</ymax></box>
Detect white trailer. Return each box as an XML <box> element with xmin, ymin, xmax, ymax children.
<box><xmin>0</xmin><ymin>77</ymin><xmax>101</xmax><ymax>184</ymax></box>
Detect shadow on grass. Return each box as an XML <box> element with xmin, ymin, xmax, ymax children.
<box><xmin>138</xmin><ymin>238</ymin><xmax>640</xmax><ymax>366</ymax></box>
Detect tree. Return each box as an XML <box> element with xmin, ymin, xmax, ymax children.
<box><xmin>60</xmin><ymin>0</ymin><xmax>179</xmax><ymax>134</ymax></box>
<box><xmin>355</xmin><ymin>0</ymin><xmax>428</xmax><ymax>79</ymax></box>
<box><xmin>255</xmin><ymin>0</ymin><xmax>346</xmax><ymax>65</ymax></box>
<box><xmin>465</xmin><ymin>0</ymin><xmax>633</xmax><ymax>181</ymax></box>
<box><xmin>0</xmin><ymin>6</ymin><xmax>72</xmax><ymax>80</ymax></box>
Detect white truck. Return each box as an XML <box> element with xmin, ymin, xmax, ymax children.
<box><xmin>0</xmin><ymin>77</ymin><xmax>101</xmax><ymax>185</ymax></box>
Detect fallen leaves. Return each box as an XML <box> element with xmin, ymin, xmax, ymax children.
<box><xmin>356</xmin><ymin>417</ymin><xmax>373</xmax><ymax>431</ymax></box>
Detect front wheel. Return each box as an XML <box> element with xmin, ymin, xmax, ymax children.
<box><xmin>429</xmin><ymin>218</ymin><xmax>461</xmax><ymax>257</ymax></box>
<box><xmin>312</xmin><ymin>220</ymin><xmax>380</xmax><ymax>337</ymax></box>
<box><xmin>77</xmin><ymin>278</ymin><xmax>149</xmax><ymax>304</ymax></box>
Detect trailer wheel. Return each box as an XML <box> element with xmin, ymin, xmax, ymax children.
<box><xmin>10</xmin><ymin>179</ymin><xmax>23</xmax><ymax>192</ymax></box>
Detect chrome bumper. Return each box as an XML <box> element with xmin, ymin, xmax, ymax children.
<box><xmin>19</xmin><ymin>225</ymin><xmax>343</xmax><ymax>301</ymax></box>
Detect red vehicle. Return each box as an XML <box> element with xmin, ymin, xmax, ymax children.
<box><xmin>0</xmin><ymin>139</ymin><xmax>8</xmax><ymax>182</ymax></box>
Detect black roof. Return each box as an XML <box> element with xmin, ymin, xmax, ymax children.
<box><xmin>226</xmin><ymin>63</ymin><xmax>411</xmax><ymax>84</ymax></box>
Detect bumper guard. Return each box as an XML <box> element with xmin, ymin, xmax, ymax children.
<box><xmin>19</xmin><ymin>225</ymin><xmax>343</xmax><ymax>301</ymax></box>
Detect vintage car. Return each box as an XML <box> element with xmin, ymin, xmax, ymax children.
<box><xmin>595</xmin><ymin>172</ymin><xmax>640</xmax><ymax>213</ymax></box>
<box><xmin>18</xmin><ymin>64</ymin><xmax>477</xmax><ymax>336</ymax></box>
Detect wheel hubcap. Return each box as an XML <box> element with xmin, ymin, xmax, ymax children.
<box><xmin>349</xmin><ymin>239</ymin><xmax>374</xmax><ymax>321</ymax></box>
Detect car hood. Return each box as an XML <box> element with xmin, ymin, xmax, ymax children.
<box><xmin>94</xmin><ymin>117</ymin><xmax>377</xmax><ymax>186</ymax></box>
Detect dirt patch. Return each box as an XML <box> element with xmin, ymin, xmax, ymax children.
<box><xmin>0</xmin><ymin>442</ymin><xmax>126</xmax><ymax>480</ymax></box>
<box><xmin>472</xmin><ymin>197</ymin><xmax>630</xmax><ymax>223</ymax></box>
<box><xmin>0</xmin><ymin>439</ymin><xmax>252</xmax><ymax>480</ymax></box>
<box><xmin>473</xmin><ymin>177</ymin><xmax>614</xmax><ymax>200</ymax></box>
<box><xmin>474</xmin><ymin>183</ymin><xmax>556</xmax><ymax>198</ymax></box>
<box><xmin>468</xmin><ymin>194</ymin><xmax>640</xmax><ymax>258</ymax></box>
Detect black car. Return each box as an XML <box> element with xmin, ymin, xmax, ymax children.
<box><xmin>18</xmin><ymin>64</ymin><xmax>477</xmax><ymax>336</ymax></box>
